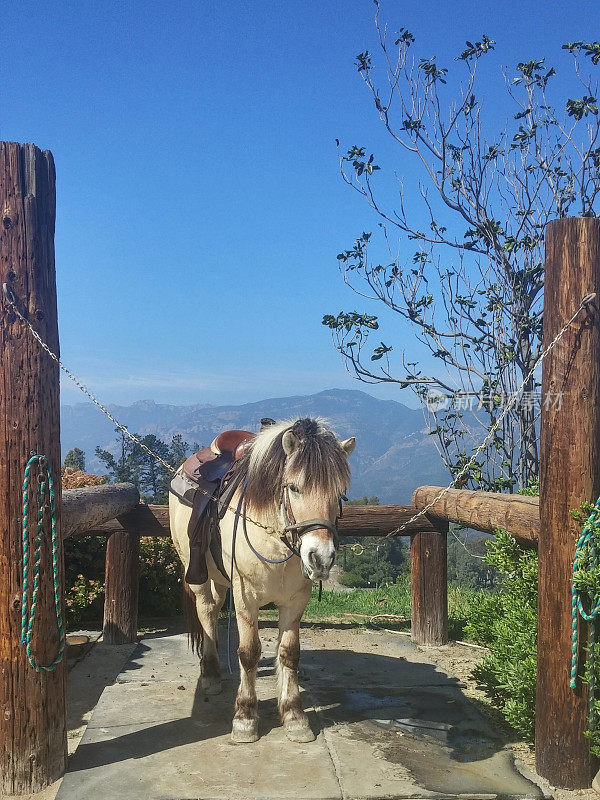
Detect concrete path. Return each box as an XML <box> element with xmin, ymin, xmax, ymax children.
<box><xmin>57</xmin><ymin>622</ymin><xmax>544</xmax><ymax>800</ymax></box>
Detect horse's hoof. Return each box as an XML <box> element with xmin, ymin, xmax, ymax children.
<box><xmin>284</xmin><ymin>723</ymin><xmax>315</xmax><ymax>743</ymax></box>
<box><xmin>201</xmin><ymin>677</ymin><xmax>222</xmax><ymax>695</ymax></box>
<box><xmin>231</xmin><ymin>721</ymin><xmax>259</xmax><ymax>743</ymax></box>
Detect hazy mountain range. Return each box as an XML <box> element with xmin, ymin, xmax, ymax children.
<box><xmin>60</xmin><ymin>388</ymin><xmax>449</xmax><ymax>503</ymax></box>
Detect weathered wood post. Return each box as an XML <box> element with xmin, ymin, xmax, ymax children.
<box><xmin>0</xmin><ymin>142</ymin><xmax>67</xmax><ymax>793</ymax></box>
<box><xmin>537</xmin><ymin>217</ymin><xmax>600</xmax><ymax>788</ymax></box>
<box><xmin>410</xmin><ymin>521</ymin><xmax>448</xmax><ymax>646</ymax></box>
<box><xmin>103</xmin><ymin>527</ymin><xmax>140</xmax><ymax>644</ymax></box>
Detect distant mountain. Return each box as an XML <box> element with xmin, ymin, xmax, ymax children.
<box><xmin>60</xmin><ymin>388</ymin><xmax>449</xmax><ymax>503</ymax></box>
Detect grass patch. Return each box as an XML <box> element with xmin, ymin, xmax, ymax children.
<box><xmin>301</xmin><ymin>579</ymin><xmax>484</xmax><ymax>640</ymax></box>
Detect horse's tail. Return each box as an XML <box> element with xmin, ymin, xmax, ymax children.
<box><xmin>182</xmin><ymin>579</ymin><xmax>203</xmax><ymax>655</ymax></box>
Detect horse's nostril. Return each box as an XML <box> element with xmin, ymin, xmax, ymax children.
<box><xmin>308</xmin><ymin>550</ymin><xmax>318</xmax><ymax>567</ymax></box>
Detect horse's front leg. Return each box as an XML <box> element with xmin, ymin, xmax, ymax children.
<box><xmin>232</xmin><ymin>602</ymin><xmax>261</xmax><ymax>743</ymax></box>
<box><xmin>277</xmin><ymin>601</ymin><xmax>315</xmax><ymax>742</ymax></box>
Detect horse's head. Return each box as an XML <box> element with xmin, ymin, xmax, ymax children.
<box><xmin>244</xmin><ymin>417</ymin><xmax>356</xmax><ymax>581</ymax></box>
<box><xmin>280</xmin><ymin>419</ymin><xmax>355</xmax><ymax>581</ymax></box>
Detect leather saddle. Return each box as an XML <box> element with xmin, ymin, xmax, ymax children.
<box><xmin>182</xmin><ymin>430</ymin><xmax>254</xmax><ymax>485</ymax></box>
<box><xmin>170</xmin><ymin>430</ymin><xmax>255</xmax><ymax>584</ymax></box>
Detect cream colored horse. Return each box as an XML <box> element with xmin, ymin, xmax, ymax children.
<box><xmin>169</xmin><ymin>417</ymin><xmax>355</xmax><ymax>743</ymax></box>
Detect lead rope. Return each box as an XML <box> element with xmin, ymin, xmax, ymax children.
<box><xmin>571</xmin><ymin>493</ymin><xmax>600</xmax><ymax>730</ymax></box>
<box><xmin>21</xmin><ymin>454</ymin><xmax>66</xmax><ymax>672</ymax></box>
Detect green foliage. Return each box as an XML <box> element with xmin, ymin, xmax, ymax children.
<box><xmin>339</xmin><ymin>536</ymin><xmax>408</xmax><ymax>588</ymax></box>
<box><xmin>138</xmin><ymin>537</ymin><xmax>183</xmax><ymax>617</ymax></box>
<box><xmin>447</xmin><ymin>534</ymin><xmax>497</xmax><ymax>590</ymax></box>
<box><xmin>570</xmin><ymin>497</ymin><xmax>600</xmax><ymax>756</ymax></box>
<box><xmin>65</xmin><ymin>575</ymin><xmax>104</xmax><ymax>628</ymax></box>
<box><xmin>346</xmin><ymin>495</ymin><xmax>380</xmax><ymax>505</ymax></box>
<box><xmin>465</xmin><ymin>529</ymin><xmax>538</xmax><ymax>739</ymax></box>
<box><xmin>64</xmin><ymin>535</ymin><xmax>183</xmax><ymax>628</ymax></box>
<box><xmin>517</xmin><ymin>478</ymin><xmax>539</xmax><ymax>497</ymax></box>
<box><xmin>63</xmin><ymin>447</ymin><xmax>86</xmax><ymax>471</ymax></box>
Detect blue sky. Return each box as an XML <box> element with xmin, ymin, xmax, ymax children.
<box><xmin>1</xmin><ymin>0</ymin><xmax>597</xmax><ymax>408</ymax></box>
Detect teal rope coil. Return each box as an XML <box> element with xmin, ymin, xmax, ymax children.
<box><xmin>21</xmin><ymin>454</ymin><xmax>66</xmax><ymax>673</ymax></box>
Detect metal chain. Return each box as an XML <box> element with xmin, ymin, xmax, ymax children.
<box><xmin>341</xmin><ymin>292</ymin><xmax>596</xmax><ymax>554</ymax></box>
<box><xmin>3</xmin><ymin>284</ymin><xmax>282</xmax><ymax>536</ymax></box>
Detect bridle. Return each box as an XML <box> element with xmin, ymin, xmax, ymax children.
<box><xmin>279</xmin><ymin>483</ymin><xmax>342</xmax><ymax>557</ymax></box>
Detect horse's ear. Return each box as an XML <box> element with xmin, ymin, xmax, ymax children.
<box><xmin>340</xmin><ymin>437</ymin><xmax>356</xmax><ymax>455</ymax></box>
<box><xmin>282</xmin><ymin>430</ymin><xmax>300</xmax><ymax>456</ymax></box>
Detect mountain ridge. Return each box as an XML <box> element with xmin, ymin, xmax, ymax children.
<box><xmin>60</xmin><ymin>388</ymin><xmax>449</xmax><ymax>503</ymax></box>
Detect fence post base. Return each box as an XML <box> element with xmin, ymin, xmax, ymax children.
<box><xmin>410</xmin><ymin>521</ymin><xmax>448</xmax><ymax>646</ymax></box>
<box><xmin>103</xmin><ymin>531</ymin><xmax>140</xmax><ymax>645</ymax></box>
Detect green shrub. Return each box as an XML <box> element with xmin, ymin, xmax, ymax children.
<box><xmin>465</xmin><ymin>529</ymin><xmax>538</xmax><ymax>739</ymax></box>
<box><xmin>65</xmin><ymin>574</ymin><xmax>105</xmax><ymax>628</ymax></box>
<box><xmin>64</xmin><ymin>536</ymin><xmax>183</xmax><ymax>628</ymax></box>
<box><xmin>138</xmin><ymin>537</ymin><xmax>182</xmax><ymax>617</ymax></box>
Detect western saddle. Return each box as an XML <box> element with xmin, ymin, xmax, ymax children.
<box><xmin>169</xmin><ymin>420</ymin><xmax>275</xmax><ymax>584</ymax></box>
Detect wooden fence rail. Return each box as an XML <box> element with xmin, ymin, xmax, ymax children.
<box><xmin>412</xmin><ymin>486</ymin><xmax>539</xmax><ymax>546</ymax></box>
<box><xmin>62</xmin><ymin>483</ymin><xmax>139</xmax><ymax>537</ymax></box>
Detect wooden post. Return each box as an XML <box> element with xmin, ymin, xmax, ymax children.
<box><xmin>0</xmin><ymin>142</ymin><xmax>66</xmax><ymax>793</ymax></box>
<box><xmin>536</xmin><ymin>217</ymin><xmax>600</xmax><ymax>788</ymax></box>
<box><xmin>103</xmin><ymin>530</ymin><xmax>140</xmax><ymax>644</ymax></box>
<box><xmin>410</xmin><ymin>521</ymin><xmax>448</xmax><ymax>646</ymax></box>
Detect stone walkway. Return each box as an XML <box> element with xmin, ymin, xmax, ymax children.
<box><xmin>56</xmin><ymin>622</ymin><xmax>544</xmax><ymax>800</ymax></box>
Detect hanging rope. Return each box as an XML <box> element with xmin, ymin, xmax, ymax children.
<box><xmin>571</xmin><ymin>493</ymin><xmax>600</xmax><ymax>729</ymax></box>
<box><xmin>21</xmin><ymin>454</ymin><xmax>66</xmax><ymax>673</ymax></box>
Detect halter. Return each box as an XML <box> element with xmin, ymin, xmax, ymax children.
<box><xmin>279</xmin><ymin>484</ymin><xmax>341</xmax><ymax>557</ymax></box>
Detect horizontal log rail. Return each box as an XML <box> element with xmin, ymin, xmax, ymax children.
<box><xmin>65</xmin><ymin>502</ymin><xmax>439</xmax><ymax>539</ymax></box>
<box><xmin>62</xmin><ymin>482</ymin><xmax>140</xmax><ymax>538</ymax></box>
<box><xmin>63</xmin><ymin>486</ymin><xmax>540</xmax><ymax>544</ymax></box>
<box><xmin>412</xmin><ymin>485</ymin><xmax>539</xmax><ymax>546</ymax></box>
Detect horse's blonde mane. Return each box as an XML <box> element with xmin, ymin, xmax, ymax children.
<box><xmin>240</xmin><ymin>417</ymin><xmax>350</xmax><ymax>520</ymax></box>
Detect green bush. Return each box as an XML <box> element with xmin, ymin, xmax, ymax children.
<box><xmin>65</xmin><ymin>574</ymin><xmax>105</xmax><ymax>628</ymax></box>
<box><xmin>64</xmin><ymin>536</ymin><xmax>183</xmax><ymax>628</ymax></box>
<box><xmin>465</xmin><ymin>529</ymin><xmax>538</xmax><ymax>739</ymax></box>
<box><xmin>138</xmin><ymin>537</ymin><xmax>182</xmax><ymax>617</ymax></box>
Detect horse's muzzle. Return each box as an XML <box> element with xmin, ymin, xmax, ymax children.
<box><xmin>301</xmin><ymin>547</ymin><xmax>336</xmax><ymax>581</ymax></box>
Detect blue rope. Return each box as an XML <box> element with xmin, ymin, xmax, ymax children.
<box><xmin>226</xmin><ymin>490</ymin><xmax>245</xmax><ymax>675</ymax></box>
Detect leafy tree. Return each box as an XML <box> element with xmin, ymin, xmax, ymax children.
<box><xmin>347</xmin><ymin>495</ymin><xmax>380</xmax><ymax>506</ymax></box>
<box><xmin>95</xmin><ymin>429</ymin><xmax>192</xmax><ymax>503</ymax></box>
<box><xmin>137</xmin><ymin>434</ymin><xmax>171</xmax><ymax>504</ymax></box>
<box><xmin>340</xmin><ymin>536</ymin><xmax>408</xmax><ymax>588</ymax></box>
<box><xmin>96</xmin><ymin>430</ymin><xmax>143</xmax><ymax>486</ymax></box>
<box><xmin>168</xmin><ymin>434</ymin><xmax>191</xmax><ymax>468</ymax></box>
<box><xmin>63</xmin><ymin>447</ymin><xmax>86</xmax><ymax>472</ymax></box>
<box><xmin>324</xmin><ymin>14</ymin><xmax>600</xmax><ymax>490</ymax></box>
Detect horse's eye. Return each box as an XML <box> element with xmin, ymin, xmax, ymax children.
<box><xmin>288</xmin><ymin>484</ymin><xmax>300</xmax><ymax>494</ymax></box>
